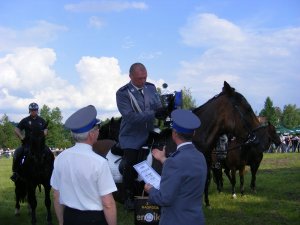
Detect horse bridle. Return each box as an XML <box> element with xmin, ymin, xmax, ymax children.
<box><xmin>225</xmin><ymin>124</ymin><xmax>268</xmax><ymax>152</ymax></box>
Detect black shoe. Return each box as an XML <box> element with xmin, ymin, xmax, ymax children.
<box><xmin>10</xmin><ymin>172</ymin><xmax>19</xmax><ymax>182</ymax></box>
<box><xmin>124</xmin><ymin>199</ymin><xmax>135</xmax><ymax>211</ymax></box>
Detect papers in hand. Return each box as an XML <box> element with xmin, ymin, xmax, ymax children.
<box><xmin>133</xmin><ymin>160</ymin><xmax>161</xmax><ymax>190</ymax></box>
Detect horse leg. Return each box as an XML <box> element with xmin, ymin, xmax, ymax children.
<box><xmin>15</xmin><ymin>190</ymin><xmax>20</xmax><ymax>216</ymax></box>
<box><xmin>44</xmin><ymin>184</ymin><xmax>53</xmax><ymax>225</ymax></box>
<box><xmin>15</xmin><ymin>180</ymin><xmax>26</xmax><ymax>216</ymax></box>
<box><xmin>204</xmin><ymin>169</ymin><xmax>211</xmax><ymax>207</ymax></box>
<box><xmin>230</xmin><ymin>169</ymin><xmax>237</xmax><ymax>199</ymax></box>
<box><xmin>213</xmin><ymin>167</ymin><xmax>223</xmax><ymax>193</ymax></box>
<box><xmin>27</xmin><ymin>185</ymin><xmax>37</xmax><ymax>225</ymax></box>
<box><xmin>250</xmin><ymin>164</ymin><xmax>259</xmax><ymax>193</ymax></box>
<box><xmin>239</xmin><ymin>167</ymin><xmax>245</xmax><ymax>196</ymax></box>
<box><xmin>224</xmin><ymin>168</ymin><xmax>232</xmax><ymax>183</ymax></box>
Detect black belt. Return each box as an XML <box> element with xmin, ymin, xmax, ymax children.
<box><xmin>64</xmin><ymin>206</ymin><xmax>108</xmax><ymax>225</ymax></box>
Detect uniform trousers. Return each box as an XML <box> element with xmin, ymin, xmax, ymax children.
<box><xmin>64</xmin><ymin>206</ymin><xmax>108</xmax><ymax>225</ymax></box>
<box><xmin>123</xmin><ymin>149</ymin><xmax>139</xmax><ymax>196</ymax></box>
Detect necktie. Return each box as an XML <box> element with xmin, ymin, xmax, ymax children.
<box><xmin>138</xmin><ymin>89</ymin><xmax>144</xmax><ymax>97</ymax></box>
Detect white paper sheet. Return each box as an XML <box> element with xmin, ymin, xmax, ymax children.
<box><xmin>133</xmin><ymin>160</ymin><xmax>161</xmax><ymax>189</ymax></box>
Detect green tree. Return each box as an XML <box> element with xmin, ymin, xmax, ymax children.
<box><xmin>274</xmin><ymin>107</ymin><xmax>282</xmax><ymax>124</ymax></box>
<box><xmin>259</xmin><ymin>97</ymin><xmax>279</xmax><ymax>125</ymax></box>
<box><xmin>281</xmin><ymin>104</ymin><xmax>300</xmax><ymax>129</ymax></box>
<box><xmin>40</xmin><ymin>105</ymin><xmax>72</xmax><ymax>149</ymax></box>
<box><xmin>0</xmin><ymin>114</ymin><xmax>19</xmax><ymax>149</ymax></box>
<box><xmin>182</xmin><ymin>87</ymin><xmax>197</xmax><ymax>109</ymax></box>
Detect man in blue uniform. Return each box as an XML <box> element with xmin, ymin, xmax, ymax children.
<box><xmin>144</xmin><ymin>109</ymin><xmax>207</xmax><ymax>225</ymax></box>
<box><xmin>116</xmin><ymin>62</ymin><xmax>167</xmax><ymax>210</ymax></box>
<box><xmin>11</xmin><ymin>102</ymin><xmax>48</xmax><ymax>182</ymax></box>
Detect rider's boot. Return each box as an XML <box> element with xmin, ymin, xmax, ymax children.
<box><xmin>124</xmin><ymin>190</ymin><xmax>135</xmax><ymax>211</ymax></box>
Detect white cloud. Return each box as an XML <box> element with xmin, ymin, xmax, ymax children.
<box><xmin>179</xmin><ymin>13</ymin><xmax>246</xmax><ymax>47</ymax></box>
<box><xmin>139</xmin><ymin>51</ymin><xmax>162</xmax><ymax>60</ymax></box>
<box><xmin>122</xmin><ymin>36</ymin><xmax>135</xmax><ymax>49</ymax></box>
<box><xmin>177</xmin><ymin>13</ymin><xmax>300</xmax><ymax>111</ymax></box>
<box><xmin>0</xmin><ymin>47</ymin><xmax>160</xmax><ymax>121</ymax></box>
<box><xmin>88</xmin><ymin>16</ymin><xmax>105</xmax><ymax>29</ymax></box>
<box><xmin>65</xmin><ymin>0</ymin><xmax>148</xmax><ymax>12</ymax></box>
<box><xmin>0</xmin><ymin>21</ymin><xmax>67</xmax><ymax>52</ymax></box>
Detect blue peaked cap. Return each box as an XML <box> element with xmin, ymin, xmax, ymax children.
<box><xmin>171</xmin><ymin>109</ymin><xmax>201</xmax><ymax>134</ymax></box>
<box><xmin>65</xmin><ymin>105</ymin><xmax>101</xmax><ymax>133</ymax></box>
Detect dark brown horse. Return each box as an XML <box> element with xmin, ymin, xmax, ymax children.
<box><xmin>15</xmin><ymin>123</ymin><xmax>54</xmax><ymax>225</ymax></box>
<box><xmin>212</xmin><ymin>122</ymin><xmax>281</xmax><ymax>198</ymax></box>
<box><xmin>98</xmin><ymin>117</ymin><xmax>122</xmax><ymax>142</ymax></box>
<box><xmin>190</xmin><ymin>81</ymin><xmax>261</xmax><ymax>207</ymax></box>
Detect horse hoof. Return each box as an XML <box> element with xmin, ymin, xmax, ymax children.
<box><xmin>232</xmin><ymin>193</ymin><xmax>237</xmax><ymax>199</ymax></box>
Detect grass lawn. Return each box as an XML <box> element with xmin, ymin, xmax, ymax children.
<box><xmin>0</xmin><ymin>153</ymin><xmax>299</xmax><ymax>225</ymax></box>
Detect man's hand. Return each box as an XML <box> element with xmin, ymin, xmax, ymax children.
<box><xmin>144</xmin><ymin>183</ymin><xmax>154</xmax><ymax>193</ymax></box>
<box><xmin>155</xmin><ymin>107</ymin><xmax>168</xmax><ymax>120</ymax></box>
<box><xmin>152</xmin><ymin>147</ymin><xmax>167</xmax><ymax>164</ymax></box>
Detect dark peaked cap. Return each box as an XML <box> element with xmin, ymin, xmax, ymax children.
<box><xmin>65</xmin><ymin>105</ymin><xmax>100</xmax><ymax>133</ymax></box>
<box><xmin>171</xmin><ymin>109</ymin><xmax>201</xmax><ymax>134</ymax></box>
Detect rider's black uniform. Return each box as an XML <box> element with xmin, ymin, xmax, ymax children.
<box><xmin>11</xmin><ymin>115</ymin><xmax>47</xmax><ymax>181</ymax></box>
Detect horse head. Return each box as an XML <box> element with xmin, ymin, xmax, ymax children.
<box><xmin>192</xmin><ymin>81</ymin><xmax>260</xmax><ymax>154</ymax></box>
<box><xmin>98</xmin><ymin>117</ymin><xmax>122</xmax><ymax>141</ymax></box>
<box><xmin>266</xmin><ymin>122</ymin><xmax>281</xmax><ymax>147</ymax></box>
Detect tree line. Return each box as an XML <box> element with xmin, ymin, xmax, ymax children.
<box><xmin>0</xmin><ymin>91</ymin><xmax>299</xmax><ymax>150</ymax></box>
<box><xmin>259</xmin><ymin>97</ymin><xmax>300</xmax><ymax>129</ymax></box>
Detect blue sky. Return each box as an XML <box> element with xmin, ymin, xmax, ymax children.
<box><xmin>0</xmin><ymin>0</ymin><xmax>299</xmax><ymax>122</ymax></box>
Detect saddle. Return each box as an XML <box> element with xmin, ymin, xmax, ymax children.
<box><xmin>106</xmin><ymin>146</ymin><xmax>152</xmax><ymax>183</ymax></box>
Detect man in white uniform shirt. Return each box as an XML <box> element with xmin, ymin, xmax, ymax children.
<box><xmin>51</xmin><ymin>105</ymin><xmax>117</xmax><ymax>225</ymax></box>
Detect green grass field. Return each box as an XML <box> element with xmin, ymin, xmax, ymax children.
<box><xmin>0</xmin><ymin>153</ymin><xmax>299</xmax><ymax>225</ymax></box>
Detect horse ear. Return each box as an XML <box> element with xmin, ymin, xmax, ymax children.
<box><xmin>223</xmin><ymin>81</ymin><xmax>235</xmax><ymax>95</ymax></box>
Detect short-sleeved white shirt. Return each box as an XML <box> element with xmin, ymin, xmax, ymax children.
<box><xmin>51</xmin><ymin>143</ymin><xmax>117</xmax><ymax>211</ymax></box>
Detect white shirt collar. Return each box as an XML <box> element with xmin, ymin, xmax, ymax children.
<box><xmin>177</xmin><ymin>141</ymin><xmax>192</xmax><ymax>150</ymax></box>
<box><xmin>131</xmin><ymin>82</ymin><xmax>143</xmax><ymax>91</ymax></box>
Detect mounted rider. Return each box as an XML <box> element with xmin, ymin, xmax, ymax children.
<box><xmin>10</xmin><ymin>102</ymin><xmax>48</xmax><ymax>182</ymax></box>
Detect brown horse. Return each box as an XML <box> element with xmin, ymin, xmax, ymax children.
<box><xmin>190</xmin><ymin>81</ymin><xmax>261</xmax><ymax>207</ymax></box>
<box><xmin>212</xmin><ymin>122</ymin><xmax>281</xmax><ymax>198</ymax></box>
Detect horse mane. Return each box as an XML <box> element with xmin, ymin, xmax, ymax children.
<box><xmin>193</xmin><ymin>81</ymin><xmax>258</xmax><ymax>123</ymax></box>
<box><xmin>191</xmin><ymin>81</ymin><xmax>261</xmax><ymax>154</ymax></box>
<box><xmin>193</xmin><ymin>81</ymin><xmax>236</xmax><ymax>112</ymax></box>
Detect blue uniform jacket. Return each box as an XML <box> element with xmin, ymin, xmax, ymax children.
<box><xmin>116</xmin><ymin>82</ymin><xmax>162</xmax><ymax>149</ymax></box>
<box><xmin>149</xmin><ymin>144</ymin><xmax>207</xmax><ymax>225</ymax></box>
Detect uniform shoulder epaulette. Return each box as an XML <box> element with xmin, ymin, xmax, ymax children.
<box><xmin>145</xmin><ymin>82</ymin><xmax>155</xmax><ymax>87</ymax></box>
<box><xmin>118</xmin><ymin>84</ymin><xmax>129</xmax><ymax>92</ymax></box>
